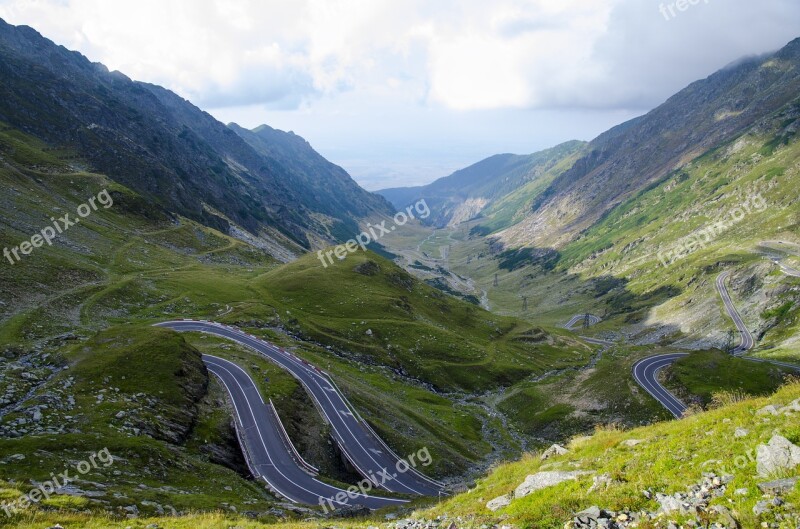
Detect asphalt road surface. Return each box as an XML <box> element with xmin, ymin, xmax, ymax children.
<box><xmin>773</xmin><ymin>258</ymin><xmax>800</xmax><ymax>278</ymax></box>
<box><xmin>202</xmin><ymin>354</ymin><xmax>409</xmax><ymax>508</ymax></box>
<box><xmin>156</xmin><ymin>320</ymin><xmax>444</xmax><ymax>501</ymax></box>
<box><xmin>563</xmin><ymin>314</ymin><xmax>601</xmax><ymax>330</ymax></box>
<box><xmin>716</xmin><ymin>271</ymin><xmax>754</xmax><ymax>355</ymax></box>
<box><xmin>632</xmin><ymin>353</ymin><xmax>690</xmax><ymax>418</ymax></box>
<box><xmin>757</xmin><ymin>240</ymin><xmax>800</xmax><ymax>277</ymax></box>
<box><xmin>631</xmin><ymin>271</ymin><xmax>799</xmax><ymax>418</ymax></box>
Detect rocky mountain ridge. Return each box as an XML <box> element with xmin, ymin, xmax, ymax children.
<box><xmin>0</xmin><ymin>18</ymin><xmax>392</xmax><ymax>257</ymax></box>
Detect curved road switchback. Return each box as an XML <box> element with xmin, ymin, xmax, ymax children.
<box><xmin>563</xmin><ymin>313</ymin><xmax>601</xmax><ymax>330</ymax></box>
<box><xmin>758</xmin><ymin>241</ymin><xmax>800</xmax><ymax>278</ymax></box>
<box><xmin>632</xmin><ymin>353</ymin><xmax>690</xmax><ymax>418</ymax></box>
<box><xmin>630</xmin><ymin>271</ymin><xmax>799</xmax><ymax>418</ymax></box>
<box><xmin>155</xmin><ymin>320</ymin><xmax>444</xmax><ymax>501</ymax></box>
<box><xmin>716</xmin><ymin>271</ymin><xmax>754</xmax><ymax>355</ymax></box>
<box><xmin>770</xmin><ymin>257</ymin><xmax>800</xmax><ymax>278</ymax></box>
<box><xmin>202</xmin><ymin>354</ymin><xmax>407</xmax><ymax>508</ymax></box>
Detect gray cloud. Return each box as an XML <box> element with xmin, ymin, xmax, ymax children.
<box><xmin>571</xmin><ymin>0</ymin><xmax>800</xmax><ymax>110</ymax></box>
<box><xmin>193</xmin><ymin>63</ymin><xmax>318</xmax><ymax>110</ymax></box>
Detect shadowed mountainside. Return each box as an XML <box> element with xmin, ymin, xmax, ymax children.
<box><xmin>0</xmin><ymin>18</ymin><xmax>392</xmax><ymax>256</ymax></box>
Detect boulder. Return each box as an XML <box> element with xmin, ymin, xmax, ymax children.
<box><xmin>779</xmin><ymin>398</ymin><xmax>800</xmax><ymax>414</ymax></box>
<box><xmin>756</xmin><ymin>405</ymin><xmax>779</xmax><ymax>416</ymax></box>
<box><xmin>711</xmin><ymin>505</ymin><xmax>740</xmax><ymax>529</ymax></box>
<box><xmin>757</xmin><ymin>476</ymin><xmax>799</xmax><ymax>495</ymax></box>
<box><xmin>540</xmin><ymin>444</ymin><xmax>569</xmax><ymax>460</ymax></box>
<box><xmin>486</xmin><ymin>494</ymin><xmax>512</xmax><ymax>511</ymax></box>
<box><xmin>514</xmin><ymin>471</ymin><xmax>591</xmax><ymax>498</ymax></box>
<box><xmin>621</xmin><ymin>439</ymin><xmax>644</xmax><ymax>447</ymax></box>
<box><xmin>753</xmin><ymin>500</ymin><xmax>771</xmax><ymax>516</ymax></box>
<box><xmin>575</xmin><ymin>505</ymin><xmax>601</xmax><ymax>519</ymax></box>
<box><xmin>756</xmin><ymin>435</ymin><xmax>800</xmax><ymax>476</ymax></box>
<box><xmin>655</xmin><ymin>492</ymin><xmax>683</xmax><ymax>514</ymax></box>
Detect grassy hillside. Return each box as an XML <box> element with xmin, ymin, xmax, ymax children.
<box><xmin>0</xmin><ymin>19</ymin><xmax>391</xmax><ymax>251</ymax></box>
<box><xmin>552</xmin><ymin>100</ymin><xmax>800</xmax><ymax>358</ymax></box>
<box><xmin>254</xmin><ymin>251</ymin><xmax>592</xmax><ymax>393</ymax></box>
<box><xmin>664</xmin><ymin>350</ymin><xmax>794</xmax><ymax>407</ymax></box>
<box><xmin>8</xmin><ymin>378</ymin><xmax>799</xmax><ymax>528</ymax></box>
<box><xmin>376</xmin><ymin>105</ymin><xmax>800</xmax><ymax>448</ymax></box>
<box><xmin>0</xmin><ymin>123</ymin><xmax>599</xmax><ymax>519</ymax></box>
<box><xmin>421</xmin><ymin>378</ymin><xmax>800</xmax><ymax>529</ymax></box>
<box><xmin>378</xmin><ymin>141</ymin><xmax>586</xmax><ymax>229</ymax></box>
<box><xmin>474</xmin><ymin>147</ymin><xmax>588</xmax><ymax>233</ymax></box>
<box><xmin>497</xmin><ymin>38</ymin><xmax>800</xmax><ymax>249</ymax></box>
<box><xmin>0</xmin><ymin>326</ymin><xmax>280</xmax><ymax>518</ymax></box>
<box><xmin>392</xmin><ymin>100</ymin><xmax>800</xmax><ymax>360</ymax></box>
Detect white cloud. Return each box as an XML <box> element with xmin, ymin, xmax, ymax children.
<box><xmin>1</xmin><ymin>0</ymin><xmax>798</xmax><ymax>187</ymax></box>
<box><xmin>1</xmin><ymin>0</ymin><xmax>798</xmax><ymax>113</ymax></box>
<box><xmin>420</xmin><ymin>0</ymin><xmax>616</xmax><ymax>110</ymax></box>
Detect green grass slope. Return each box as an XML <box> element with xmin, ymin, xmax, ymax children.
<box><xmin>0</xmin><ymin>326</ymin><xmax>278</xmax><ymax>518</ymax></box>
<box><xmin>9</xmin><ymin>379</ymin><xmax>799</xmax><ymax>529</ymax></box>
<box><xmin>664</xmin><ymin>350</ymin><xmax>794</xmax><ymax>407</ymax></box>
<box><xmin>551</xmin><ymin>100</ymin><xmax>800</xmax><ymax>357</ymax></box>
<box><xmin>422</xmin><ymin>379</ymin><xmax>800</xmax><ymax>529</ymax></box>
<box><xmin>254</xmin><ymin>251</ymin><xmax>592</xmax><ymax>393</ymax></box>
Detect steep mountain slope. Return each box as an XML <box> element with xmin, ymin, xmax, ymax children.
<box><xmin>433</xmin><ymin>99</ymin><xmax>800</xmax><ymax>359</ymax></box>
<box><xmin>374</xmin><ymin>43</ymin><xmax>800</xmax><ymax>445</ymax></box>
<box><xmin>496</xmin><ymin>38</ymin><xmax>800</xmax><ymax>248</ymax></box>
<box><xmin>378</xmin><ymin>141</ymin><xmax>585</xmax><ymax>228</ymax></box>
<box><xmin>0</xmin><ymin>18</ymin><xmax>391</xmax><ymax>256</ymax></box>
<box><xmin>229</xmin><ymin>123</ymin><xmax>392</xmax><ymax>242</ymax></box>
<box><xmin>553</xmin><ymin>99</ymin><xmax>800</xmax><ymax>357</ymax></box>
<box><xmin>399</xmin><ymin>37</ymin><xmax>800</xmax><ymax>358</ymax></box>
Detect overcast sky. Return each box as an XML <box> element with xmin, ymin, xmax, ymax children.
<box><xmin>1</xmin><ymin>1</ymin><xmax>798</xmax><ymax>190</ymax></box>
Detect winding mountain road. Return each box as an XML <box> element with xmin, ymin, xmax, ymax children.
<box><xmin>562</xmin><ymin>313</ymin><xmax>601</xmax><ymax>330</ymax></box>
<box><xmin>155</xmin><ymin>320</ymin><xmax>444</xmax><ymax>505</ymax></box>
<box><xmin>630</xmin><ymin>271</ymin><xmax>799</xmax><ymax>417</ymax></box>
<box><xmin>632</xmin><ymin>353</ymin><xmax>690</xmax><ymax>418</ymax></box>
<box><xmin>715</xmin><ymin>271</ymin><xmax>754</xmax><ymax>355</ymax></box>
<box><xmin>202</xmin><ymin>354</ymin><xmax>407</xmax><ymax>508</ymax></box>
<box><xmin>775</xmin><ymin>261</ymin><xmax>800</xmax><ymax>277</ymax></box>
<box><xmin>758</xmin><ymin>240</ymin><xmax>800</xmax><ymax>278</ymax></box>
<box><xmin>559</xmin><ymin>314</ymin><xmax>689</xmax><ymax>417</ymax></box>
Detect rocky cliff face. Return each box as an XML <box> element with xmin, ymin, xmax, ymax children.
<box><xmin>230</xmin><ymin>123</ymin><xmax>393</xmax><ymax>229</ymax></box>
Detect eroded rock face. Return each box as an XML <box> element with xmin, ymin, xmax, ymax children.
<box><xmin>756</xmin><ymin>435</ymin><xmax>800</xmax><ymax>476</ymax></box>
